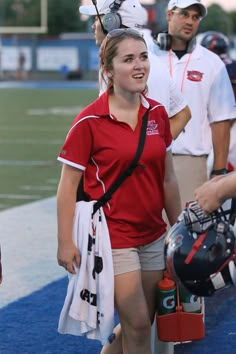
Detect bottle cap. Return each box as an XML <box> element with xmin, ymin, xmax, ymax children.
<box><xmin>158</xmin><ymin>277</ymin><xmax>175</xmax><ymax>291</ymax></box>
<box><xmin>163</xmin><ymin>270</ymin><xmax>171</xmax><ymax>279</ymax></box>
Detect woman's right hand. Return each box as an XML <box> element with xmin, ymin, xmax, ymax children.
<box><xmin>56</xmin><ymin>165</ymin><xmax>83</xmax><ymax>274</ymax></box>
<box><xmin>57</xmin><ymin>240</ymin><xmax>81</xmax><ymax>274</ymax></box>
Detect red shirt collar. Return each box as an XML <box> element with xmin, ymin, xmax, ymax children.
<box><xmin>92</xmin><ymin>90</ymin><xmax>151</xmax><ymax>117</ymax></box>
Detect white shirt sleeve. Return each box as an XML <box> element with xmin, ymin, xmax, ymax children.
<box><xmin>168</xmin><ymin>76</ymin><xmax>188</xmax><ymax>117</ymax></box>
<box><xmin>147</xmin><ymin>51</ymin><xmax>187</xmax><ymax>117</ymax></box>
<box><xmin>207</xmin><ymin>60</ymin><xmax>236</xmax><ymax>123</ymax></box>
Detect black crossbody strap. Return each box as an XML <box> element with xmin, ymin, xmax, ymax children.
<box><xmin>229</xmin><ymin>197</ymin><xmax>236</xmax><ymax>226</ymax></box>
<box><xmin>93</xmin><ymin>109</ymin><xmax>149</xmax><ymax>215</ymax></box>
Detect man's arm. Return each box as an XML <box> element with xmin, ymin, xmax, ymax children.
<box><xmin>168</xmin><ymin>72</ymin><xmax>191</xmax><ymax>139</ymax></box>
<box><xmin>147</xmin><ymin>51</ymin><xmax>191</xmax><ymax>139</ymax></box>
<box><xmin>169</xmin><ymin>105</ymin><xmax>191</xmax><ymax>139</ymax></box>
<box><xmin>164</xmin><ymin>151</ymin><xmax>182</xmax><ymax>225</ymax></box>
<box><xmin>195</xmin><ymin>172</ymin><xmax>236</xmax><ymax>213</ymax></box>
<box><xmin>210</xmin><ymin>120</ymin><xmax>231</xmax><ymax>176</ymax></box>
<box><xmin>208</xmin><ymin>62</ymin><xmax>235</xmax><ymax>176</ymax></box>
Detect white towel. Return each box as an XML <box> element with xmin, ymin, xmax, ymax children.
<box><xmin>58</xmin><ymin>201</ymin><xmax>115</xmax><ymax>345</ymax></box>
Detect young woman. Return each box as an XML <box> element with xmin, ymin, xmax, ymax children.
<box><xmin>57</xmin><ymin>29</ymin><xmax>181</xmax><ymax>354</ymax></box>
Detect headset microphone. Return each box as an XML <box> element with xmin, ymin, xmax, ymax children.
<box><xmin>91</xmin><ymin>0</ymin><xmax>108</xmax><ymax>34</ymax></box>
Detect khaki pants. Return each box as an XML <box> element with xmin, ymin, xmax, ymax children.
<box><xmin>173</xmin><ymin>155</ymin><xmax>208</xmax><ymax>209</ymax></box>
<box><xmin>154</xmin><ymin>155</ymin><xmax>207</xmax><ymax>353</ymax></box>
<box><xmin>163</xmin><ymin>154</ymin><xmax>206</xmax><ymax>350</ymax></box>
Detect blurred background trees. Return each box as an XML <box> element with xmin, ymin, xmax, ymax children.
<box><xmin>0</xmin><ymin>0</ymin><xmax>235</xmax><ymax>36</ymax></box>
<box><xmin>0</xmin><ymin>0</ymin><xmax>86</xmax><ymax>35</ymax></box>
<box><xmin>199</xmin><ymin>4</ymin><xmax>236</xmax><ymax>35</ymax></box>
<box><xmin>47</xmin><ymin>0</ymin><xmax>86</xmax><ymax>35</ymax></box>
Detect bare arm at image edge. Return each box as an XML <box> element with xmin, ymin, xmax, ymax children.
<box><xmin>57</xmin><ymin>164</ymin><xmax>82</xmax><ymax>274</ymax></box>
<box><xmin>211</xmin><ymin>120</ymin><xmax>231</xmax><ymax>172</ymax></box>
<box><xmin>195</xmin><ymin>172</ymin><xmax>236</xmax><ymax>213</ymax></box>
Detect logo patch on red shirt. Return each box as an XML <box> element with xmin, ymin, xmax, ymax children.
<box><xmin>187</xmin><ymin>71</ymin><xmax>204</xmax><ymax>82</ymax></box>
<box><xmin>147</xmin><ymin>120</ymin><xmax>159</xmax><ymax>135</ymax></box>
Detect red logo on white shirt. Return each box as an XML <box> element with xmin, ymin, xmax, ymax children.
<box><xmin>187</xmin><ymin>71</ymin><xmax>204</xmax><ymax>82</ymax></box>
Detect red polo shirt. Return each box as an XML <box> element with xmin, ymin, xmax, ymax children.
<box><xmin>58</xmin><ymin>91</ymin><xmax>172</xmax><ymax>248</ymax></box>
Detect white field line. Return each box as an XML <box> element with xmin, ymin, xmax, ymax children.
<box><xmin>27</xmin><ymin>106</ymin><xmax>82</xmax><ymax>116</ymax></box>
<box><xmin>0</xmin><ymin>139</ymin><xmax>63</xmax><ymax>144</ymax></box>
<box><xmin>0</xmin><ymin>194</ymin><xmax>42</xmax><ymax>199</ymax></box>
<box><xmin>20</xmin><ymin>185</ymin><xmax>56</xmax><ymax>191</ymax></box>
<box><xmin>0</xmin><ymin>160</ymin><xmax>57</xmax><ymax>166</ymax></box>
<box><xmin>47</xmin><ymin>178</ymin><xmax>59</xmax><ymax>184</ymax></box>
<box><xmin>0</xmin><ymin>126</ymin><xmax>67</xmax><ymax>132</ymax></box>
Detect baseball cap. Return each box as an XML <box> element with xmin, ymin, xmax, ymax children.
<box><xmin>167</xmin><ymin>0</ymin><xmax>207</xmax><ymax>18</ymax></box>
<box><xmin>79</xmin><ymin>0</ymin><xmax>147</xmax><ymax>28</ymax></box>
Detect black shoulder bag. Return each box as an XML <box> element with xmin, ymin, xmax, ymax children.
<box><xmin>77</xmin><ymin>109</ymin><xmax>149</xmax><ymax>215</ymax></box>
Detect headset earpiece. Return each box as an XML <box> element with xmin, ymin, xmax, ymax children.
<box><xmin>102</xmin><ymin>11</ymin><xmax>122</xmax><ymax>33</ymax></box>
<box><xmin>101</xmin><ymin>0</ymin><xmax>125</xmax><ymax>33</ymax></box>
<box><xmin>155</xmin><ymin>32</ymin><xmax>172</xmax><ymax>51</ymax></box>
<box><xmin>154</xmin><ymin>32</ymin><xmax>196</xmax><ymax>52</ymax></box>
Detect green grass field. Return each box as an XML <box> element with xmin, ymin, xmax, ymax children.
<box><xmin>0</xmin><ymin>88</ymin><xmax>98</xmax><ymax>210</ymax></box>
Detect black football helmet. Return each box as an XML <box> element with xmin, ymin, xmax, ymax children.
<box><xmin>165</xmin><ymin>201</ymin><xmax>236</xmax><ymax>297</ymax></box>
<box><xmin>200</xmin><ymin>31</ymin><xmax>229</xmax><ymax>55</ymax></box>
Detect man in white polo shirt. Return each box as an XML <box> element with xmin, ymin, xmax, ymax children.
<box><xmin>151</xmin><ymin>0</ymin><xmax>236</xmax><ymax>208</ymax></box>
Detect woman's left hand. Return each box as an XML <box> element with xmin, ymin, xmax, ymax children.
<box><xmin>57</xmin><ymin>240</ymin><xmax>81</xmax><ymax>274</ymax></box>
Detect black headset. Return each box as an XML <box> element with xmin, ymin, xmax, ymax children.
<box><xmin>92</xmin><ymin>0</ymin><xmax>125</xmax><ymax>34</ymax></box>
<box><xmin>154</xmin><ymin>32</ymin><xmax>196</xmax><ymax>52</ymax></box>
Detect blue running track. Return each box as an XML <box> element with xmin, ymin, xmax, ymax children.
<box><xmin>1</xmin><ymin>276</ymin><xmax>236</xmax><ymax>354</ymax></box>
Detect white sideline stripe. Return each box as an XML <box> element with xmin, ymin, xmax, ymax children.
<box><xmin>0</xmin><ymin>196</ymin><xmax>65</xmax><ymax>309</ymax></box>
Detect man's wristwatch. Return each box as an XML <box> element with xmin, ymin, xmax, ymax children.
<box><xmin>210</xmin><ymin>168</ymin><xmax>229</xmax><ymax>176</ymax></box>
